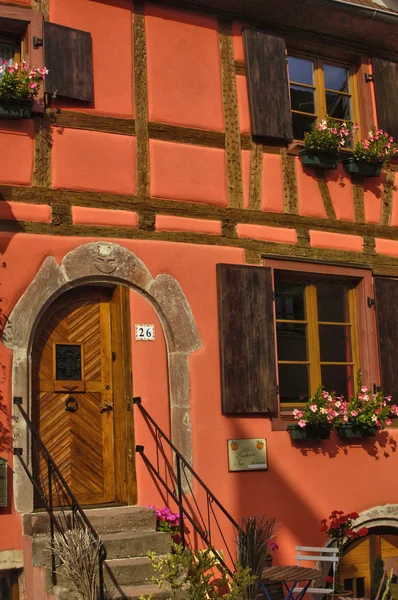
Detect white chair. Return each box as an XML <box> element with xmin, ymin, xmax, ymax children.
<box><xmin>293</xmin><ymin>546</ymin><xmax>340</xmax><ymax>596</ymax></box>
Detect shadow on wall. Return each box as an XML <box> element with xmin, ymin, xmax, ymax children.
<box><xmin>225</xmin><ymin>417</ymin><xmax>398</xmax><ymax>566</ymax></box>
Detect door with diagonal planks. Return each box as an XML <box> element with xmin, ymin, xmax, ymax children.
<box><xmin>32</xmin><ymin>286</ymin><xmax>135</xmax><ymax>506</ymax></box>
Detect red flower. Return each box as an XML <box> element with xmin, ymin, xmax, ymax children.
<box><xmin>357</xmin><ymin>527</ymin><xmax>368</xmax><ymax>537</ymax></box>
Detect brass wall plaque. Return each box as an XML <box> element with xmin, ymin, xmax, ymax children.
<box><xmin>0</xmin><ymin>457</ymin><xmax>7</xmax><ymax>507</ymax></box>
<box><xmin>227</xmin><ymin>438</ymin><xmax>267</xmax><ymax>472</ymax></box>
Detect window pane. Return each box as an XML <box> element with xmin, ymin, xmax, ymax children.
<box><xmin>344</xmin><ymin>580</ymin><xmax>354</xmax><ymax>592</ymax></box>
<box><xmin>277</xmin><ymin>323</ymin><xmax>307</xmax><ymax>361</ymax></box>
<box><xmin>356</xmin><ymin>578</ymin><xmax>365</xmax><ymax>598</ymax></box>
<box><xmin>326</xmin><ymin>92</ymin><xmax>351</xmax><ymax>120</ymax></box>
<box><xmin>317</xmin><ymin>284</ymin><xmax>348</xmax><ymax>322</ymax></box>
<box><xmin>275</xmin><ymin>281</ymin><xmax>305</xmax><ymax>320</ymax></box>
<box><xmin>279</xmin><ymin>364</ymin><xmax>309</xmax><ymax>403</ymax></box>
<box><xmin>292</xmin><ymin>113</ymin><xmax>317</xmax><ymax>140</ymax></box>
<box><xmin>321</xmin><ymin>364</ymin><xmax>353</xmax><ymax>398</ymax></box>
<box><xmin>319</xmin><ymin>325</ymin><xmax>352</xmax><ymax>362</ymax></box>
<box><xmin>288</xmin><ymin>56</ymin><xmax>314</xmax><ymax>85</ymax></box>
<box><xmin>324</xmin><ymin>63</ymin><xmax>349</xmax><ymax>93</ymax></box>
<box><xmin>290</xmin><ymin>85</ymin><xmax>315</xmax><ymax>114</ymax></box>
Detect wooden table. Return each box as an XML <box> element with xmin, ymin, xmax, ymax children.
<box><xmin>259</xmin><ymin>565</ymin><xmax>322</xmax><ymax>600</ymax></box>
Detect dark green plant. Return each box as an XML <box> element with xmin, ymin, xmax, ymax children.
<box><xmin>371</xmin><ymin>556</ymin><xmax>385</xmax><ymax>600</ymax></box>
<box><xmin>237</xmin><ymin>515</ymin><xmax>279</xmax><ymax>600</ymax></box>
<box><xmin>140</xmin><ymin>543</ymin><xmax>256</xmax><ymax>600</ymax></box>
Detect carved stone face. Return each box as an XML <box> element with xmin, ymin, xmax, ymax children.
<box><xmin>94</xmin><ymin>244</ymin><xmax>118</xmax><ymax>274</ymax></box>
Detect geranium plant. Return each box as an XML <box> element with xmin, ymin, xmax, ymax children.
<box><xmin>148</xmin><ymin>505</ymin><xmax>185</xmax><ymax>534</ymax></box>
<box><xmin>353</xmin><ymin>126</ymin><xmax>398</xmax><ymax>165</ymax></box>
<box><xmin>292</xmin><ymin>386</ymin><xmax>344</xmax><ymax>429</ymax></box>
<box><xmin>341</xmin><ymin>371</ymin><xmax>398</xmax><ymax>430</ymax></box>
<box><xmin>320</xmin><ymin>510</ymin><xmax>368</xmax><ymax>555</ymax></box>
<box><xmin>0</xmin><ymin>60</ymin><xmax>48</xmax><ymax>106</ymax></box>
<box><xmin>303</xmin><ymin>118</ymin><xmax>357</xmax><ymax>157</ymax></box>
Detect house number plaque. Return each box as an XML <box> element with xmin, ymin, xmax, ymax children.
<box><xmin>135</xmin><ymin>325</ymin><xmax>155</xmax><ymax>341</ymax></box>
<box><xmin>227</xmin><ymin>438</ymin><xmax>268</xmax><ymax>472</ymax></box>
<box><xmin>0</xmin><ymin>457</ymin><xmax>7</xmax><ymax>507</ymax></box>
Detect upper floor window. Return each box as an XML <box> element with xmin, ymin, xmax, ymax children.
<box><xmin>287</xmin><ymin>55</ymin><xmax>356</xmax><ymax>141</ymax></box>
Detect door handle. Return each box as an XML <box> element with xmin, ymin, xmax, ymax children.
<box><xmin>98</xmin><ymin>402</ymin><xmax>113</xmax><ymax>414</ymax></box>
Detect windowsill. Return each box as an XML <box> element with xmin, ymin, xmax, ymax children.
<box><xmin>287</xmin><ymin>141</ymin><xmax>355</xmax><ymax>156</ymax></box>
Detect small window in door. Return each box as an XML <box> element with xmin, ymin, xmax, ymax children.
<box><xmin>55</xmin><ymin>344</ymin><xmax>82</xmax><ymax>381</ymax></box>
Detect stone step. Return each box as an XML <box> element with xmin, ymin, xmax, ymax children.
<box><xmin>32</xmin><ymin>530</ymin><xmax>171</xmax><ymax>567</ymax></box>
<box><xmin>104</xmin><ymin>556</ymin><xmax>159</xmax><ymax>587</ymax></box>
<box><xmin>52</xmin><ymin>556</ymin><xmax>162</xmax><ymax>590</ymax></box>
<box><xmin>24</xmin><ymin>505</ymin><xmax>157</xmax><ymax>536</ymax></box>
<box><xmin>54</xmin><ymin>583</ymin><xmax>172</xmax><ymax>600</ymax></box>
<box><xmin>102</xmin><ymin>530</ymin><xmax>171</xmax><ymax>560</ymax></box>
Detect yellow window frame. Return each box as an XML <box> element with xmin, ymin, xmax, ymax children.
<box><xmin>277</xmin><ymin>282</ymin><xmax>360</xmax><ymax>408</ymax></box>
<box><xmin>288</xmin><ymin>53</ymin><xmax>362</xmax><ymax>142</ymax></box>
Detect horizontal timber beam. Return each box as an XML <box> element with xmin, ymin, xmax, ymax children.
<box><xmin>2</xmin><ymin>185</ymin><xmax>398</xmax><ymax>242</ymax></box>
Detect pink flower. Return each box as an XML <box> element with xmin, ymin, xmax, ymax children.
<box><xmin>298</xmin><ymin>419</ymin><xmax>306</xmax><ymax>428</ymax></box>
<box><xmin>361</xmin><ymin>385</ymin><xmax>368</xmax><ymax>393</ymax></box>
<box><xmin>29</xmin><ymin>82</ymin><xmax>37</xmax><ymax>89</ymax></box>
<box><xmin>386</xmin><ymin>419</ymin><xmax>392</xmax><ymax>426</ymax></box>
<box><xmin>7</xmin><ymin>66</ymin><xmax>14</xmax><ymax>74</ymax></box>
<box><xmin>309</xmin><ymin>404</ymin><xmax>318</xmax><ymax>413</ymax></box>
<box><xmin>351</xmin><ymin>410</ymin><xmax>358</xmax><ymax>417</ymax></box>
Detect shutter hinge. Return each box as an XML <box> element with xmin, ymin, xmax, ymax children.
<box><xmin>367</xmin><ymin>297</ymin><xmax>375</xmax><ymax>308</ymax></box>
<box><xmin>276</xmin><ymin>384</ymin><xmax>279</xmax><ymax>395</ymax></box>
<box><xmin>373</xmin><ymin>384</ymin><xmax>381</xmax><ymax>394</ymax></box>
<box><xmin>33</xmin><ymin>36</ymin><xmax>43</xmax><ymax>49</ymax></box>
<box><xmin>364</xmin><ymin>73</ymin><xmax>374</xmax><ymax>83</ymax></box>
<box><xmin>112</xmin><ymin>351</ymin><xmax>116</xmax><ymax>362</ymax></box>
<box><xmin>272</xmin><ymin>290</ymin><xmax>275</xmax><ymax>301</ymax></box>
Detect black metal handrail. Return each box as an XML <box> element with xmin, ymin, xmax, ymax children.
<box><xmin>134</xmin><ymin>396</ymin><xmax>241</xmax><ymax>576</ymax></box>
<box><xmin>13</xmin><ymin>397</ymin><xmax>106</xmax><ymax>600</ymax></box>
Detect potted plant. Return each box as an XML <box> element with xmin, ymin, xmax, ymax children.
<box><xmin>335</xmin><ymin>371</ymin><xmax>398</xmax><ymax>439</ymax></box>
<box><xmin>343</xmin><ymin>126</ymin><xmax>398</xmax><ymax>177</ymax></box>
<box><xmin>299</xmin><ymin>118</ymin><xmax>356</xmax><ymax>170</ymax></box>
<box><xmin>237</xmin><ymin>515</ymin><xmax>279</xmax><ymax>600</ymax></box>
<box><xmin>148</xmin><ymin>505</ymin><xmax>186</xmax><ymax>543</ymax></box>
<box><xmin>0</xmin><ymin>60</ymin><xmax>48</xmax><ymax>119</ymax></box>
<box><xmin>320</xmin><ymin>511</ymin><xmax>368</xmax><ymax>597</ymax></box>
<box><xmin>288</xmin><ymin>386</ymin><xmax>341</xmax><ymax>440</ymax></box>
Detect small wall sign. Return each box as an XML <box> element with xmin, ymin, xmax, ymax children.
<box><xmin>0</xmin><ymin>457</ymin><xmax>7</xmax><ymax>507</ymax></box>
<box><xmin>227</xmin><ymin>438</ymin><xmax>267</xmax><ymax>472</ymax></box>
<box><xmin>135</xmin><ymin>324</ymin><xmax>155</xmax><ymax>341</ymax></box>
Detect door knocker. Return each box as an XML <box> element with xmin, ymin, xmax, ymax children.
<box><xmin>65</xmin><ymin>396</ymin><xmax>78</xmax><ymax>413</ymax></box>
<box><xmin>98</xmin><ymin>402</ymin><xmax>113</xmax><ymax>414</ymax></box>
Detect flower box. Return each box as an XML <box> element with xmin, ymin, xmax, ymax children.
<box><xmin>335</xmin><ymin>423</ymin><xmax>377</xmax><ymax>439</ymax></box>
<box><xmin>0</xmin><ymin>103</ymin><xmax>32</xmax><ymax>119</ymax></box>
<box><xmin>288</xmin><ymin>423</ymin><xmax>332</xmax><ymax>441</ymax></box>
<box><xmin>299</xmin><ymin>149</ymin><xmax>338</xmax><ymax>170</ymax></box>
<box><xmin>343</xmin><ymin>157</ymin><xmax>383</xmax><ymax>177</ymax></box>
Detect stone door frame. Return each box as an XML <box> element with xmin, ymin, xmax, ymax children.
<box><xmin>2</xmin><ymin>241</ymin><xmax>202</xmax><ymax>513</ymax></box>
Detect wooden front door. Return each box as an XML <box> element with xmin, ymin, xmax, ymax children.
<box><xmin>32</xmin><ymin>286</ymin><xmax>135</xmax><ymax>506</ymax></box>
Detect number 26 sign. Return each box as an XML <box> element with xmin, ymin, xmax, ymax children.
<box><xmin>135</xmin><ymin>324</ymin><xmax>155</xmax><ymax>341</ymax></box>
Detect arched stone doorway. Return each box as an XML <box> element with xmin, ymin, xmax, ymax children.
<box><xmin>2</xmin><ymin>241</ymin><xmax>202</xmax><ymax>513</ymax></box>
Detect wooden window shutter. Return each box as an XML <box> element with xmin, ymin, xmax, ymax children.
<box><xmin>217</xmin><ymin>264</ymin><xmax>277</xmax><ymax>415</ymax></box>
<box><xmin>374</xmin><ymin>276</ymin><xmax>398</xmax><ymax>399</ymax></box>
<box><xmin>372</xmin><ymin>58</ymin><xmax>398</xmax><ymax>139</ymax></box>
<box><xmin>243</xmin><ymin>29</ymin><xmax>293</xmax><ymax>142</ymax></box>
<box><xmin>44</xmin><ymin>22</ymin><xmax>94</xmax><ymax>102</ymax></box>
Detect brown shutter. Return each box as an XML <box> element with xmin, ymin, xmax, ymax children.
<box><xmin>217</xmin><ymin>264</ymin><xmax>277</xmax><ymax>415</ymax></box>
<box><xmin>44</xmin><ymin>22</ymin><xmax>94</xmax><ymax>102</ymax></box>
<box><xmin>372</xmin><ymin>58</ymin><xmax>398</xmax><ymax>139</ymax></box>
<box><xmin>243</xmin><ymin>29</ymin><xmax>292</xmax><ymax>142</ymax></box>
<box><xmin>374</xmin><ymin>276</ymin><xmax>398</xmax><ymax>399</ymax></box>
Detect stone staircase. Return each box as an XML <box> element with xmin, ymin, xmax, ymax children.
<box><xmin>23</xmin><ymin>506</ymin><xmax>172</xmax><ymax>599</ymax></box>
